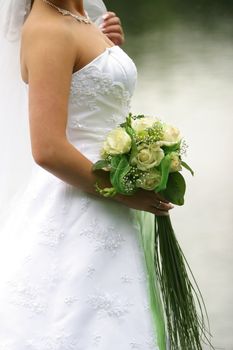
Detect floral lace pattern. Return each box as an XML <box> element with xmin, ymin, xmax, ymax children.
<box><xmin>37</xmin><ymin>216</ymin><xmax>65</xmax><ymax>249</ymax></box>
<box><xmin>70</xmin><ymin>66</ymin><xmax>131</xmax><ymax>115</ymax></box>
<box><xmin>86</xmin><ymin>288</ymin><xmax>133</xmax><ymax>319</ymax></box>
<box><xmin>6</xmin><ymin>257</ymin><xmax>62</xmax><ymax>319</ymax></box>
<box><xmin>86</xmin><ymin>265</ymin><xmax>96</xmax><ymax>278</ymax></box>
<box><xmin>25</xmin><ymin>328</ymin><xmax>80</xmax><ymax>350</ymax></box>
<box><xmin>7</xmin><ymin>275</ymin><xmax>48</xmax><ymax>318</ymax></box>
<box><xmin>79</xmin><ymin>218</ymin><xmax>125</xmax><ymax>256</ymax></box>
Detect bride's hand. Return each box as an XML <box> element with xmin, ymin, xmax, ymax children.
<box><xmin>100</xmin><ymin>12</ymin><xmax>125</xmax><ymax>46</ymax></box>
<box><xmin>115</xmin><ymin>189</ymin><xmax>174</xmax><ymax>216</ymax></box>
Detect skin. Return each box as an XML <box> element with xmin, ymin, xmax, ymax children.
<box><xmin>21</xmin><ymin>0</ymin><xmax>173</xmax><ymax>216</ymax></box>
<box><xmin>100</xmin><ymin>11</ymin><xmax>125</xmax><ymax>46</ymax></box>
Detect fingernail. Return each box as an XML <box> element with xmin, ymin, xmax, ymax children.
<box><xmin>102</xmin><ymin>14</ymin><xmax>109</xmax><ymax>20</ymax></box>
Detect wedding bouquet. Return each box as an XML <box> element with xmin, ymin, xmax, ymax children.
<box><xmin>93</xmin><ymin>113</ymin><xmax>213</xmax><ymax>350</ymax></box>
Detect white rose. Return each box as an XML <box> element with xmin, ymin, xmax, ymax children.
<box><xmin>136</xmin><ymin>169</ymin><xmax>161</xmax><ymax>190</ymax></box>
<box><xmin>170</xmin><ymin>152</ymin><xmax>182</xmax><ymax>172</ymax></box>
<box><xmin>158</xmin><ymin>124</ymin><xmax>182</xmax><ymax>146</ymax></box>
<box><xmin>131</xmin><ymin>143</ymin><xmax>164</xmax><ymax>171</ymax></box>
<box><xmin>101</xmin><ymin>127</ymin><xmax>131</xmax><ymax>156</ymax></box>
<box><xmin>131</xmin><ymin>117</ymin><xmax>159</xmax><ymax>134</ymax></box>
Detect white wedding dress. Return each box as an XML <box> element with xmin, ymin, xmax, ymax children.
<box><xmin>0</xmin><ymin>45</ymin><xmax>165</xmax><ymax>349</ymax></box>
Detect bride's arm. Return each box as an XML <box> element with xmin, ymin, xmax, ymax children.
<box><xmin>22</xmin><ymin>22</ymin><xmax>172</xmax><ymax>216</ymax></box>
<box><xmin>22</xmin><ymin>22</ymin><xmax>110</xmax><ymax>193</ymax></box>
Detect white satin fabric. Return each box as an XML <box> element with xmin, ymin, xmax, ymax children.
<box><xmin>0</xmin><ymin>45</ymin><xmax>160</xmax><ymax>349</ymax></box>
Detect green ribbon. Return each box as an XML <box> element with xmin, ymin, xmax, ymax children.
<box><xmin>134</xmin><ymin>210</ymin><xmax>167</xmax><ymax>350</ymax></box>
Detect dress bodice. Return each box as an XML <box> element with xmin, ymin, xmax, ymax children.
<box><xmin>66</xmin><ymin>45</ymin><xmax>137</xmax><ymax>162</ymax></box>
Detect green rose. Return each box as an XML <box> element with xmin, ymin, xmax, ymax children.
<box><xmin>136</xmin><ymin>169</ymin><xmax>162</xmax><ymax>190</ymax></box>
<box><xmin>131</xmin><ymin>143</ymin><xmax>164</xmax><ymax>171</ymax></box>
<box><xmin>170</xmin><ymin>152</ymin><xmax>182</xmax><ymax>172</ymax></box>
<box><xmin>131</xmin><ymin>116</ymin><xmax>159</xmax><ymax>134</ymax></box>
<box><xmin>158</xmin><ymin>124</ymin><xmax>182</xmax><ymax>146</ymax></box>
<box><xmin>101</xmin><ymin>127</ymin><xmax>132</xmax><ymax>156</ymax></box>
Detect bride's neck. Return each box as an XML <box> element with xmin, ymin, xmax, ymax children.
<box><xmin>33</xmin><ymin>0</ymin><xmax>85</xmax><ymax>16</ymax></box>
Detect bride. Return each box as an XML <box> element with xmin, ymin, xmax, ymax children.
<box><xmin>0</xmin><ymin>0</ymin><xmax>173</xmax><ymax>349</ymax></box>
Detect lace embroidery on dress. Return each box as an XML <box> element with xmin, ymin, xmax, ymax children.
<box><xmin>26</xmin><ymin>328</ymin><xmax>80</xmax><ymax>350</ymax></box>
<box><xmin>35</xmin><ymin>185</ymin><xmax>71</xmax><ymax>249</ymax></box>
<box><xmin>69</xmin><ymin>66</ymin><xmax>131</xmax><ymax>115</ymax></box>
<box><xmin>86</xmin><ymin>265</ymin><xmax>96</xmax><ymax>278</ymax></box>
<box><xmin>107</xmin><ymin>112</ymin><xmax>126</xmax><ymax>126</ymax></box>
<box><xmin>40</xmin><ymin>260</ymin><xmax>61</xmax><ymax>289</ymax></box>
<box><xmin>86</xmin><ymin>288</ymin><xmax>133</xmax><ymax>319</ymax></box>
<box><xmin>7</xmin><ymin>275</ymin><xmax>48</xmax><ymax>317</ymax></box>
<box><xmin>64</xmin><ymin>296</ymin><xmax>79</xmax><ymax>306</ymax></box>
<box><xmin>37</xmin><ymin>216</ymin><xmax>65</xmax><ymax>249</ymax></box>
<box><xmin>137</xmin><ymin>271</ymin><xmax>148</xmax><ymax>283</ymax></box>
<box><xmin>79</xmin><ymin>196</ymin><xmax>91</xmax><ymax>214</ymax></box>
<box><xmin>91</xmin><ymin>335</ymin><xmax>102</xmax><ymax>348</ymax></box>
<box><xmin>130</xmin><ymin>333</ymin><xmax>159</xmax><ymax>350</ymax></box>
<box><xmin>79</xmin><ymin>218</ymin><xmax>125</xmax><ymax>255</ymax></box>
<box><xmin>6</xmin><ymin>258</ymin><xmax>61</xmax><ymax>318</ymax></box>
<box><xmin>121</xmin><ymin>274</ymin><xmax>133</xmax><ymax>284</ymax></box>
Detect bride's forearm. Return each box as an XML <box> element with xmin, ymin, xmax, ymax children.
<box><xmin>33</xmin><ymin>138</ymin><xmax>173</xmax><ymax>214</ymax></box>
<box><xmin>33</xmin><ymin>138</ymin><xmax>111</xmax><ymax>195</ymax></box>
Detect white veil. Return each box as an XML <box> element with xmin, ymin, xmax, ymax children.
<box><xmin>0</xmin><ymin>0</ymin><xmax>107</xmax><ymax>217</ymax></box>
<box><xmin>84</xmin><ymin>0</ymin><xmax>107</xmax><ymax>24</ymax></box>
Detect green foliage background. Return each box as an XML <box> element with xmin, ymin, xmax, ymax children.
<box><xmin>106</xmin><ymin>0</ymin><xmax>233</xmax><ymax>34</ymax></box>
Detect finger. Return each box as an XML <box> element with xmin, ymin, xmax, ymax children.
<box><xmin>148</xmin><ymin>206</ymin><xmax>170</xmax><ymax>216</ymax></box>
<box><xmin>154</xmin><ymin>192</ymin><xmax>170</xmax><ymax>204</ymax></box>
<box><xmin>102</xmin><ymin>25</ymin><xmax>123</xmax><ymax>35</ymax></box>
<box><xmin>102</xmin><ymin>11</ymin><xmax>117</xmax><ymax>20</ymax></box>
<box><xmin>152</xmin><ymin>200</ymin><xmax>174</xmax><ymax>211</ymax></box>
<box><xmin>102</xmin><ymin>17</ymin><xmax>121</xmax><ymax>27</ymax></box>
<box><xmin>105</xmin><ymin>33</ymin><xmax>125</xmax><ymax>46</ymax></box>
<box><xmin>146</xmin><ymin>191</ymin><xmax>169</xmax><ymax>204</ymax></box>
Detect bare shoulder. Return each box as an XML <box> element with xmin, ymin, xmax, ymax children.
<box><xmin>21</xmin><ymin>15</ymin><xmax>78</xmax><ymax>80</ymax></box>
<box><xmin>22</xmin><ymin>15</ymin><xmax>76</xmax><ymax>48</ymax></box>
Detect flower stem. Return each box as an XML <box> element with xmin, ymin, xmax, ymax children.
<box><xmin>154</xmin><ymin>215</ymin><xmax>214</xmax><ymax>350</ymax></box>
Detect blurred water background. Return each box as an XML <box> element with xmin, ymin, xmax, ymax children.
<box><xmin>107</xmin><ymin>0</ymin><xmax>233</xmax><ymax>348</ymax></box>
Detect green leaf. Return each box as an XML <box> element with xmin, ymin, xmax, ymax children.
<box><xmin>162</xmin><ymin>141</ymin><xmax>181</xmax><ymax>154</ymax></box>
<box><xmin>162</xmin><ymin>172</ymin><xmax>186</xmax><ymax>206</ymax></box>
<box><xmin>181</xmin><ymin>161</ymin><xmax>194</xmax><ymax>176</ymax></box>
<box><xmin>110</xmin><ymin>155</ymin><xmax>133</xmax><ymax>195</ymax></box>
<box><xmin>155</xmin><ymin>154</ymin><xmax>172</xmax><ymax>192</ymax></box>
<box><xmin>133</xmin><ymin>114</ymin><xmax>145</xmax><ymax>120</ymax></box>
<box><xmin>92</xmin><ymin>160</ymin><xmax>110</xmax><ymax>171</ymax></box>
<box><xmin>124</xmin><ymin>125</ymin><xmax>137</xmax><ymax>163</ymax></box>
